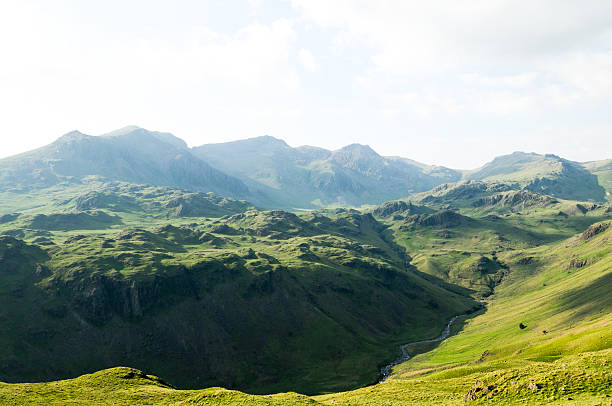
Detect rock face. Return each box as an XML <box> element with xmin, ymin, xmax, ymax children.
<box><xmin>463</xmin><ymin>380</ymin><xmax>494</xmax><ymax>402</ymax></box>
<box><xmin>58</xmin><ymin>266</ymin><xmax>201</xmax><ymax>325</ymax></box>
<box><xmin>407</xmin><ymin>210</ymin><xmax>470</xmax><ymax>228</ymax></box>
<box><xmin>372</xmin><ymin>200</ymin><xmax>432</xmax><ymax>218</ymax></box>
<box><xmin>527</xmin><ymin>381</ymin><xmax>540</xmax><ymax>390</ymax></box>
<box><xmin>581</xmin><ymin>222</ymin><xmax>610</xmax><ymax>240</ymax></box>
<box><xmin>472</xmin><ymin>190</ymin><xmax>558</xmax><ymax>208</ymax></box>
<box><xmin>164</xmin><ymin>192</ymin><xmax>252</xmax><ymax>218</ymax></box>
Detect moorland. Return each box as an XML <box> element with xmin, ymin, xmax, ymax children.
<box><xmin>0</xmin><ymin>127</ymin><xmax>610</xmax><ymax>404</ymax></box>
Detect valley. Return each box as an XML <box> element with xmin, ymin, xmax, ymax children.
<box><xmin>0</xmin><ymin>129</ymin><xmax>610</xmax><ymax>404</ymax></box>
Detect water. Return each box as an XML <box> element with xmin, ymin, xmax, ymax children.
<box><xmin>377</xmin><ymin>315</ymin><xmax>461</xmax><ymax>383</ymax></box>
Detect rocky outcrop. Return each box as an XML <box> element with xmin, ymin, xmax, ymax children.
<box><xmin>373</xmin><ymin>200</ymin><xmax>432</xmax><ymax>217</ymax></box>
<box><xmin>463</xmin><ymin>379</ymin><xmax>494</xmax><ymax>402</ymax></box>
<box><xmin>472</xmin><ymin>190</ymin><xmax>557</xmax><ymax>208</ymax></box>
<box><xmin>409</xmin><ymin>210</ymin><xmax>470</xmax><ymax>228</ymax></box>
<box><xmin>580</xmin><ymin>222</ymin><xmax>610</xmax><ymax>240</ymax></box>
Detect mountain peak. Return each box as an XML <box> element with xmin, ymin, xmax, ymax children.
<box><xmin>336</xmin><ymin>143</ymin><xmax>378</xmax><ymax>155</ymax></box>
<box><xmin>332</xmin><ymin>143</ymin><xmax>381</xmax><ymax>163</ymax></box>
<box><xmin>53</xmin><ymin>130</ymin><xmax>90</xmax><ymax>144</ymax></box>
<box><xmin>102</xmin><ymin>125</ymin><xmax>142</xmax><ymax>136</ymax></box>
<box><xmin>102</xmin><ymin>126</ymin><xmax>188</xmax><ymax>150</ymax></box>
<box><xmin>249</xmin><ymin>135</ymin><xmax>290</xmax><ymax>147</ymax></box>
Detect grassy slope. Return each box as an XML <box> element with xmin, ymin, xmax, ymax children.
<box><xmin>317</xmin><ymin>221</ymin><xmax>612</xmax><ymax>404</ymax></box>
<box><xmin>0</xmin><ymin>367</ymin><xmax>322</xmax><ymax>405</ymax></box>
<box><xmin>1</xmin><ymin>179</ymin><xmax>611</xmax><ymax>403</ymax></box>
<box><xmin>1</xmin><ymin>222</ymin><xmax>609</xmax><ymax>404</ymax></box>
<box><xmin>0</xmin><ymin>205</ymin><xmax>476</xmax><ymax>394</ymax></box>
<box><xmin>374</xmin><ymin>190</ymin><xmax>611</xmax><ymax>297</ymax></box>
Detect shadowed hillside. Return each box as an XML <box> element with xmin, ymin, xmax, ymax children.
<box><xmin>0</xmin><ymin>208</ymin><xmax>477</xmax><ymax>395</ymax></box>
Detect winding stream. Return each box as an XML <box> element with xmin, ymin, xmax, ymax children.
<box><xmin>377</xmin><ymin>314</ymin><xmax>463</xmax><ymax>383</ymax></box>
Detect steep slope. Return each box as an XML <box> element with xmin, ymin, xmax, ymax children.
<box><xmin>192</xmin><ymin>136</ymin><xmax>461</xmax><ymax>209</ymax></box>
<box><xmin>0</xmin><ymin>210</ymin><xmax>476</xmax><ymax>395</ymax></box>
<box><xmin>464</xmin><ymin>152</ymin><xmax>606</xmax><ymax>202</ymax></box>
<box><xmin>0</xmin><ymin>127</ymin><xmax>248</xmax><ymax>198</ymax></box>
<box><xmin>583</xmin><ymin>159</ymin><xmax>612</xmax><ymax>202</ymax></box>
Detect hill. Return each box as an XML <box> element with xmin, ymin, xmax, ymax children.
<box><xmin>375</xmin><ymin>183</ymin><xmax>611</xmax><ymax>296</ymax></box>
<box><xmin>1</xmin><ymin>221</ymin><xmax>610</xmax><ymax>404</ymax></box>
<box><xmin>0</xmin><ymin>127</ymin><xmax>248</xmax><ymax>198</ymax></box>
<box><xmin>0</xmin><ymin>207</ymin><xmax>477</xmax><ymax>394</ymax></box>
<box><xmin>318</xmin><ymin>220</ymin><xmax>612</xmax><ymax>404</ymax></box>
<box><xmin>0</xmin><ymin>180</ymin><xmax>255</xmax><ymax>241</ymax></box>
<box><xmin>464</xmin><ymin>152</ymin><xmax>606</xmax><ymax>202</ymax></box>
<box><xmin>192</xmin><ymin>136</ymin><xmax>461</xmax><ymax>208</ymax></box>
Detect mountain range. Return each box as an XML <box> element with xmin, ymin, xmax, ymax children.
<box><xmin>0</xmin><ymin>126</ymin><xmax>610</xmax><ymax>403</ymax></box>
<box><xmin>1</xmin><ymin>126</ymin><xmax>607</xmax><ymax>208</ymax></box>
<box><xmin>0</xmin><ymin>127</ymin><xmax>248</xmax><ymax>199</ymax></box>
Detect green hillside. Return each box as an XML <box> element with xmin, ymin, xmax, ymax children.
<box><xmin>0</xmin><ymin>134</ymin><xmax>610</xmax><ymax>404</ymax></box>
<box><xmin>320</xmin><ymin>220</ymin><xmax>612</xmax><ymax>404</ymax></box>
<box><xmin>373</xmin><ymin>184</ymin><xmax>611</xmax><ymax>296</ymax></box>
<box><xmin>1</xmin><ymin>221</ymin><xmax>609</xmax><ymax>405</ymax></box>
<box><xmin>0</xmin><ymin>201</ymin><xmax>477</xmax><ymax>394</ymax></box>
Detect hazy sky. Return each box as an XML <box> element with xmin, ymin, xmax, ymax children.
<box><xmin>1</xmin><ymin>1</ymin><xmax>611</xmax><ymax>168</ymax></box>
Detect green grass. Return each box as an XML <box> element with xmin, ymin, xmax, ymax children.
<box><xmin>1</xmin><ymin>222</ymin><xmax>610</xmax><ymax>404</ymax></box>
<box><xmin>0</xmin><ymin>367</ymin><xmax>323</xmax><ymax>405</ymax></box>
<box><xmin>0</xmin><ymin>180</ymin><xmax>610</xmax><ymax>404</ymax></box>
<box><xmin>0</xmin><ymin>206</ymin><xmax>477</xmax><ymax>394</ymax></box>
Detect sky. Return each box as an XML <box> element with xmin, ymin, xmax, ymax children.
<box><xmin>1</xmin><ymin>0</ymin><xmax>611</xmax><ymax>169</ymax></box>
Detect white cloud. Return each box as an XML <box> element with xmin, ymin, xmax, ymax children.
<box><xmin>187</xmin><ymin>19</ymin><xmax>299</xmax><ymax>89</ymax></box>
<box><xmin>293</xmin><ymin>1</ymin><xmax>612</xmax><ymax>72</ymax></box>
<box><xmin>293</xmin><ymin>0</ymin><xmax>612</xmax><ymax>117</ymax></box>
<box><xmin>247</xmin><ymin>0</ymin><xmax>261</xmax><ymax>9</ymax></box>
<box><xmin>460</xmin><ymin>73</ymin><xmax>540</xmax><ymax>89</ymax></box>
<box><xmin>298</xmin><ymin>48</ymin><xmax>319</xmax><ymax>72</ymax></box>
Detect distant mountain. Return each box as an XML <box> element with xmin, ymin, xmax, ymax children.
<box><xmin>464</xmin><ymin>152</ymin><xmax>606</xmax><ymax>202</ymax></box>
<box><xmin>192</xmin><ymin>136</ymin><xmax>461</xmax><ymax>208</ymax></box>
<box><xmin>2</xmin><ymin>129</ymin><xmax>609</xmax><ymax>207</ymax></box>
<box><xmin>0</xmin><ymin>127</ymin><xmax>248</xmax><ymax>198</ymax></box>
